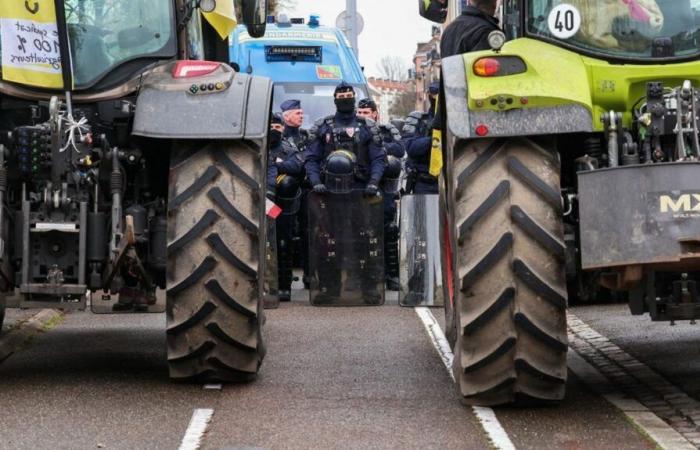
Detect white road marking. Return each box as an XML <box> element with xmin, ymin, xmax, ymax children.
<box><xmin>179</xmin><ymin>408</ymin><xmax>214</xmax><ymax>450</ymax></box>
<box><xmin>415</xmin><ymin>307</ymin><xmax>517</xmax><ymax>450</ymax></box>
<box><xmin>203</xmin><ymin>383</ymin><xmax>222</xmax><ymax>390</ymax></box>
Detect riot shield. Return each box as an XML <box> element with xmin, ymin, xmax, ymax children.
<box><xmin>307</xmin><ymin>189</ymin><xmax>385</xmax><ymax>306</ymax></box>
<box><xmin>399</xmin><ymin>194</ymin><xmax>444</xmax><ymax>307</ymax></box>
<box><xmin>263</xmin><ymin>216</ymin><xmax>279</xmax><ymax>309</ymax></box>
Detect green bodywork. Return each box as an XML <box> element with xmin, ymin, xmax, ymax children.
<box><xmin>462</xmin><ymin>38</ymin><xmax>700</xmax><ymax>132</ymax></box>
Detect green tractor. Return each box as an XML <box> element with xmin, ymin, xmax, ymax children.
<box><xmin>421</xmin><ymin>0</ymin><xmax>700</xmax><ymax>405</ymax></box>
<box><xmin>0</xmin><ymin>0</ymin><xmax>271</xmax><ymax>382</ymax></box>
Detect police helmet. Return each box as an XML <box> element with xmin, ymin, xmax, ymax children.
<box><xmin>275</xmin><ymin>175</ymin><xmax>301</xmax><ymax>214</ymax></box>
<box><xmin>324</xmin><ymin>150</ymin><xmax>356</xmax><ymax>194</ymax></box>
<box><xmin>358</xmin><ymin>98</ymin><xmax>377</xmax><ymax>111</ymax></box>
<box><xmin>381</xmin><ymin>155</ymin><xmax>402</xmax><ymax>194</ymax></box>
<box><xmin>334</xmin><ymin>81</ymin><xmax>355</xmax><ymax>96</ymax></box>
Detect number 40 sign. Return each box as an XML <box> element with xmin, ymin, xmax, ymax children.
<box><xmin>0</xmin><ymin>0</ymin><xmax>66</xmax><ymax>89</ymax></box>
<box><xmin>547</xmin><ymin>4</ymin><xmax>582</xmax><ymax>40</ymax></box>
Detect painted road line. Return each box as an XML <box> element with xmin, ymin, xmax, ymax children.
<box><xmin>568</xmin><ymin>312</ymin><xmax>699</xmax><ymax>449</ymax></box>
<box><xmin>203</xmin><ymin>383</ymin><xmax>222</xmax><ymax>390</ymax></box>
<box><xmin>415</xmin><ymin>307</ymin><xmax>516</xmax><ymax>450</ymax></box>
<box><xmin>568</xmin><ymin>350</ymin><xmax>694</xmax><ymax>450</ymax></box>
<box><xmin>0</xmin><ymin>309</ymin><xmax>64</xmax><ymax>362</ymax></box>
<box><xmin>179</xmin><ymin>408</ymin><xmax>214</xmax><ymax>450</ymax></box>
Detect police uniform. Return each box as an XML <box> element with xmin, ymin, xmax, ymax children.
<box><xmin>403</xmin><ymin>111</ymin><xmax>438</xmax><ymax>195</ymax></box>
<box><xmin>280</xmin><ymin>99</ymin><xmax>312</xmax><ymax>287</ymax></box>
<box><xmin>305</xmin><ymin>83</ymin><xmax>387</xmax><ymax>303</ymax></box>
<box><xmin>267</xmin><ymin>114</ymin><xmax>305</xmax><ymax>301</ymax></box>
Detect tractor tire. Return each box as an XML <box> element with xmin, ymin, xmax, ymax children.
<box><xmin>449</xmin><ymin>137</ymin><xmax>567</xmax><ymax>406</ymax></box>
<box><xmin>166</xmin><ymin>140</ymin><xmax>266</xmax><ymax>382</ymax></box>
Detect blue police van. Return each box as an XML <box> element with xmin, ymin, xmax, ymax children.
<box><xmin>229</xmin><ymin>14</ymin><xmax>370</xmax><ymax>127</ymax></box>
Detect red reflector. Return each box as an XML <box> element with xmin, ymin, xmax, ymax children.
<box><xmin>172</xmin><ymin>61</ymin><xmax>220</xmax><ymax>78</ymax></box>
<box><xmin>473</xmin><ymin>58</ymin><xmax>501</xmax><ymax>77</ymax></box>
<box><xmin>475</xmin><ymin>124</ymin><xmax>489</xmax><ymax>137</ymax></box>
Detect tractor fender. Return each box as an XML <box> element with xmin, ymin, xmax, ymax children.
<box><xmin>441</xmin><ymin>46</ymin><xmax>594</xmax><ymax>139</ymax></box>
<box><xmin>132</xmin><ymin>62</ymin><xmax>272</xmax><ymax>140</ymax></box>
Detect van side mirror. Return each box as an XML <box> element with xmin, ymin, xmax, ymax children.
<box><xmin>242</xmin><ymin>0</ymin><xmax>268</xmax><ymax>38</ymax></box>
<box><xmin>419</xmin><ymin>0</ymin><xmax>448</xmax><ymax>24</ymax></box>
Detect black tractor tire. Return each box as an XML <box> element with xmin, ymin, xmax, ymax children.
<box><xmin>166</xmin><ymin>141</ymin><xmax>266</xmax><ymax>382</ymax></box>
<box><xmin>448</xmin><ymin>137</ymin><xmax>568</xmax><ymax>406</ymax></box>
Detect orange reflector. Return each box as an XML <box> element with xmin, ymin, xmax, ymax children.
<box><xmin>475</xmin><ymin>124</ymin><xmax>489</xmax><ymax>137</ymax></box>
<box><xmin>473</xmin><ymin>58</ymin><xmax>501</xmax><ymax>77</ymax></box>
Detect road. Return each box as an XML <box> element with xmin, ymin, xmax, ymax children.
<box><xmin>1</xmin><ymin>293</ymin><xmax>696</xmax><ymax>449</ymax></box>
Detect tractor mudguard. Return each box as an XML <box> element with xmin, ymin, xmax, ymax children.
<box><xmin>132</xmin><ymin>61</ymin><xmax>272</xmax><ymax>140</ymax></box>
<box><xmin>441</xmin><ymin>51</ymin><xmax>593</xmax><ymax>139</ymax></box>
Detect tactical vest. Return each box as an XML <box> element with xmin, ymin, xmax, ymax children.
<box><xmin>321</xmin><ymin>116</ymin><xmax>371</xmax><ymax>181</ymax></box>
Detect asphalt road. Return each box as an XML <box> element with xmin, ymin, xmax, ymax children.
<box><xmin>0</xmin><ymin>296</ymin><xmax>668</xmax><ymax>450</ymax></box>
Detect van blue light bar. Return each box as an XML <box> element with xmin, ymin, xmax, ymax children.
<box><xmin>265</xmin><ymin>46</ymin><xmax>323</xmax><ymax>63</ymax></box>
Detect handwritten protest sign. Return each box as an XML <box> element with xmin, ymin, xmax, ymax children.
<box><xmin>0</xmin><ymin>0</ymin><xmax>65</xmax><ymax>88</ymax></box>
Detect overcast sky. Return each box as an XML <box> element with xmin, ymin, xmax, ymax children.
<box><xmin>285</xmin><ymin>1</ymin><xmax>434</xmax><ymax>78</ymax></box>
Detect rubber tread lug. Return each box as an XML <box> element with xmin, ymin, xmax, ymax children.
<box><xmin>167</xmin><ymin>301</ymin><xmax>217</xmax><ymax>335</ymax></box>
<box><xmin>168</xmin><ymin>165</ymin><xmax>221</xmax><ymax>211</ymax></box>
<box><xmin>457</xmin><ymin>139</ymin><xmax>505</xmax><ymax>187</ymax></box>
<box><xmin>511</xmin><ymin>205</ymin><xmax>565</xmax><ymax>261</ymax></box>
<box><xmin>167</xmin><ymin>256</ymin><xmax>217</xmax><ymax>296</ymax></box>
<box><xmin>211</xmin><ymin>150</ymin><xmax>260</xmax><ymax>191</ymax></box>
<box><xmin>463</xmin><ymin>337</ymin><xmax>516</xmax><ymax>374</ymax></box>
<box><xmin>205</xmin><ymin>233</ymin><xmax>258</xmax><ymax>280</ymax></box>
<box><xmin>167</xmin><ymin>209</ymin><xmax>220</xmax><ymax>254</ymax></box>
<box><xmin>507</xmin><ymin>156</ymin><xmax>561</xmax><ymax>211</ymax></box>
<box><xmin>207</xmin><ymin>356</ymin><xmax>257</xmax><ymax>375</ymax></box>
<box><xmin>514</xmin><ymin>312</ymin><xmax>567</xmax><ymax>353</ymax></box>
<box><xmin>206</xmin><ymin>322</ymin><xmax>256</xmax><ymax>352</ymax></box>
<box><xmin>462</xmin><ymin>287</ymin><xmax>515</xmax><ymax>335</ymax></box>
<box><xmin>459</xmin><ymin>180</ymin><xmax>509</xmax><ymax>239</ymax></box>
<box><xmin>515</xmin><ymin>358</ymin><xmax>566</xmax><ymax>384</ymax></box>
<box><xmin>167</xmin><ymin>340</ymin><xmax>215</xmax><ymax>363</ymax></box>
<box><xmin>461</xmin><ymin>232</ymin><xmax>513</xmax><ymax>291</ymax></box>
<box><xmin>513</xmin><ymin>258</ymin><xmax>567</xmax><ymax>310</ymax></box>
<box><xmin>207</xmin><ymin>187</ymin><xmax>258</xmax><ymax>235</ymax></box>
<box><xmin>204</xmin><ymin>279</ymin><xmax>257</xmax><ymax>319</ymax></box>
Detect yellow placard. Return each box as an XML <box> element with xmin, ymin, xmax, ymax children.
<box><xmin>202</xmin><ymin>0</ymin><xmax>238</xmax><ymax>40</ymax></box>
<box><xmin>429</xmin><ymin>128</ymin><xmax>443</xmax><ymax>177</ymax></box>
<box><xmin>0</xmin><ymin>0</ymin><xmax>65</xmax><ymax>88</ymax></box>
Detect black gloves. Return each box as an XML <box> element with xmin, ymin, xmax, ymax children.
<box><xmin>266</xmin><ymin>190</ymin><xmax>276</xmax><ymax>201</ymax></box>
<box><xmin>313</xmin><ymin>184</ymin><xmax>328</xmax><ymax>194</ymax></box>
<box><xmin>364</xmin><ymin>184</ymin><xmax>379</xmax><ymax>197</ymax></box>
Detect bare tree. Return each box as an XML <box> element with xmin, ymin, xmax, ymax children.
<box><xmin>376</xmin><ymin>55</ymin><xmax>410</xmax><ymax>81</ymax></box>
<box><xmin>389</xmin><ymin>90</ymin><xmax>418</xmax><ymax>119</ymax></box>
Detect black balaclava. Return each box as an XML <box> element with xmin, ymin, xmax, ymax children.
<box><xmin>269</xmin><ymin>113</ymin><xmax>283</xmax><ymax>147</ymax></box>
<box><xmin>334</xmin><ymin>81</ymin><xmax>356</xmax><ymax>114</ymax></box>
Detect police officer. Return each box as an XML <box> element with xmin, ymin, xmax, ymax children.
<box><xmin>403</xmin><ymin>109</ymin><xmax>439</xmax><ymax>195</ymax></box>
<box><xmin>305</xmin><ymin>82</ymin><xmax>387</xmax><ymax>304</ymax></box>
<box><xmin>357</xmin><ymin>98</ymin><xmax>404</xmax><ymax>290</ymax></box>
<box><xmin>440</xmin><ymin>0</ymin><xmax>500</xmax><ymax>57</ymax></box>
<box><xmin>306</xmin><ymin>83</ymin><xmax>386</xmax><ymax>195</ymax></box>
<box><xmin>280</xmin><ymin>99</ymin><xmax>312</xmax><ymax>288</ymax></box>
<box><xmin>280</xmin><ymin>99</ymin><xmax>310</xmax><ymax>150</ymax></box>
<box><xmin>267</xmin><ymin>114</ymin><xmax>305</xmax><ymax>302</ymax></box>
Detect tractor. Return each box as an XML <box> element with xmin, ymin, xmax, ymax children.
<box><xmin>0</xmin><ymin>0</ymin><xmax>271</xmax><ymax>382</ymax></box>
<box><xmin>420</xmin><ymin>0</ymin><xmax>700</xmax><ymax>405</ymax></box>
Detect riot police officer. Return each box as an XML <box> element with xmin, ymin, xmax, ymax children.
<box><xmin>267</xmin><ymin>114</ymin><xmax>305</xmax><ymax>302</ymax></box>
<box><xmin>357</xmin><ymin>98</ymin><xmax>404</xmax><ymax>290</ymax></box>
<box><xmin>280</xmin><ymin>99</ymin><xmax>312</xmax><ymax>288</ymax></box>
<box><xmin>305</xmin><ymin>82</ymin><xmax>387</xmax><ymax>304</ymax></box>
<box><xmin>403</xmin><ymin>110</ymin><xmax>438</xmax><ymax>194</ymax></box>
<box><xmin>305</xmin><ymin>82</ymin><xmax>386</xmax><ymax>194</ymax></box>
<box><xmin>280</xmin><ymin>99</ymin><xmax>310</xmax><ymax>149</ymax></box>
